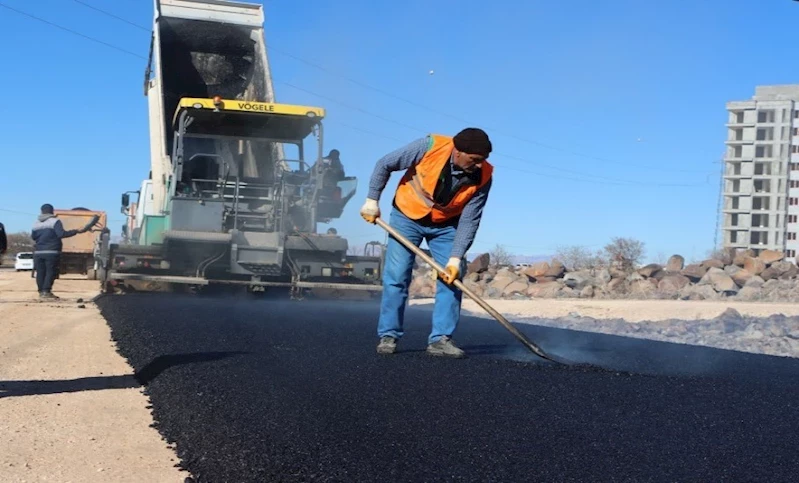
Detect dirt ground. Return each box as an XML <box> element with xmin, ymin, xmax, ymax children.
<box><xmin>0</xmin><ymin>269</ymin><xmax>183</xmax><ymax>482</ymax></box>
<box><xmin>411</xmin><ymin>297</ymin><xmax>799</xmax><ymax>322</ymax></box>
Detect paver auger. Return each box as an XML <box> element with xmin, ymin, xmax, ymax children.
<box><xmin>375</xmin><ymin>218</ymin><xmax>564</xmax><ymax>363</ymax></box>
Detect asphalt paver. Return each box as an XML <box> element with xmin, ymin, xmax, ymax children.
<box><xmin>97</xmin><ymin>294</ymin><xmax>799</xmax><ymax>482</ymax></box>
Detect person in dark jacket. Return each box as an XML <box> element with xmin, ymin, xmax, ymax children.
<box><xmin>0</xmin><ymin>221</ymin><xmax>7</xmax><ymax>264</ymax></box>
<box><xmin>31</xmin><ymin>204</ymin><xmax>85</xmax><ymax>299</ymax></box>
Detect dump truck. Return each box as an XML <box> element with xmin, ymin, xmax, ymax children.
<box><xmin>52</xmin><ymin>209</ymin><xmax>109</xmax><ymax>280</ymax></box>
<box><xmin>99</xmin><ymin>0</ymin><xmax>384</xmax><ymax>295</ymax></box>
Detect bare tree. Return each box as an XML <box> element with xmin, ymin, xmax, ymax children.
<box><xmin>489</xmin><ymin>244</ymin><xmax>514</xmax><ymax>267</ymax></box>
<box><xmin>6</xmin><ymin>232</ymin><xmax>34</xmax><ymax>256</ymax></box>
<box><xmin>603</xmin><ymin>237</ymin><xmax>645</xmax><ymax>272</ymax></box>
<box><xmin>553</xmin><ymin>245</ymin><xmax>606</xmax><ymax>271</ymax></box>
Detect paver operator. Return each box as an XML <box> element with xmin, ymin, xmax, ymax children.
<box><xmin>31</xmin><ymin>204</ymin><xmax>87</xmax><ymax>299</ymax></box>
<box><xmin>360</xmin><ymin>128</ymin><xmax>493</xmax><ymax>358</ymax></box>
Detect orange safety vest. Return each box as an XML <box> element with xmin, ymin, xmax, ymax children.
<box><xmin>394</xmin><ymin>134</ymin><xmax>493</xmax><ymax>223</ymax></box>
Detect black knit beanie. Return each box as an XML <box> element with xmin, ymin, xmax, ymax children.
<box><xmin>453</xmin><ymin>128</ymin><xmax>492</xmax><ymax>157</ymax></box>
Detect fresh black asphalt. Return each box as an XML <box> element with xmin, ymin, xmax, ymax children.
<box><xmin>88</xmin><ymin>293</ymin><xmax>799</xmax><ymax>482</ymax></box>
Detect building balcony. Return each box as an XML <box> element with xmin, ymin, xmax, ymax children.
<box><xmin>725</xmin><ymin>121</ymin><xmax>756</xmax><ymax>128</ymax></box>
<box><xmin>726</xmin><ymin>138</ymin><xmax>754</xmax><ymax>145</ymax></box>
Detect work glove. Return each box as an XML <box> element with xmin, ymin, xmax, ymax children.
<box><xmin>360</xmin><ymin>198</ymin><xmax>380</xmax><ymax>224</ymax></box>
<box><xmin>438</xmin><ymin>257</ymin><xmax>461</xmax><ymax>285</ymax></box>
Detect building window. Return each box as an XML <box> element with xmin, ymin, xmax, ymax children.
<box><xmin>755</xmin><ymin>145</ymin><xmax>773</xmax><ymax>158</ymax></box>
<box><xmin>792</xmin><ymin>180</ymin><xmax>799</xmax><ymax>188</ymax></box>
<box><xmin>752</xmin><ymin>214</ymin><xmax>769</xmax><ymax>227</ymax></box>
<box><xmin>751</xmin><ymin>231</ymin><xmax>769</xmax><ymax>244</ymax></box>
<box><xmin>790</xmin><ymin>233</ymin><xmax>797</xmax><ymax>241</ymax></box>
<box><xmin>757</xmin><ymin>128</ymin><xmax>774</xmax><ymax>141</ymax></box>
<box><xmin>758</xmin><ymin>110</ymin><xmax>775</xmax><ymax>123</ymax></box>
<box><xmin>790</xmin><ymin>215</ymin><xmax>798</xmax><ymax>223</ymax></box>
<box><xmin>789</xmin><ymin>250</ymin><xmax>796</xmax><ymax>258</ymax></box>
<box><xmin>791</xmin><ymin>197</ymin><xmax>798</xmax><ymax>206</ymax></box>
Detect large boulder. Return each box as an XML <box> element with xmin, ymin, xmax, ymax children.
<box><xmin>609</xmin><ymin>267</ymin><xmax>628</xmax><ymax>279</ymax></box>
<box><xmin>630</xmin><ymin>279</ymin><xmax>656</xmax><ymax>296</ymax></box>
<box><xmin>605</xmin><ymin>278</ymin><xmax>627</xmax><ymax>295</ymax></box>
<box><xmin>679</xmin><ymin>284</ymin><xmax>719</xmax><ymax>301</ymax></box>
<box><xmin>527</xmin><ymin>282</ymin><xmax>561</xmax><ymax>298</ymax></box>
<box><xmin>731</xmin><ymin>269</ymin><xmax>754</xmax><ymax>287</ymax></box>
<box><xmin>502</xmin><ymin>280</ymin><xmax>529</xmax><ymax>297</ymax></box>
<box><xmin>488</xmin><ymin>276</ymin><xmax>514</xmax><ymax>293</ymax></box>
<box><xmin>744</xmin><ymin>275</ymin><xmax>765</xmax><ymax>288</ymax></box>
<box><xmin>463</xmin><ymin>280</ymin><xmax>484</xmax><ymax>297</ymax></box>
<box><xmin>760</xmin><ymin>266</ymin><xmax>781</xmax><ymax>281</ymax></box>
<box><xmin>545</xmin><ymin>260</ymin><xmax>566</xmax><ymax>278</ymax></box>
<box><xmin>467</xmin><ymin>253</ymin><xmax>490</xmax><ymax>274</ymax></box>
<box><xmin>718</xmin><ymin>248</ymin><xmax>736</xmax><ymax>266</ymax></box>
<box><xmin>769</xmin><ymin>260</ymin><xmax>799</xmax><ymax>279</ymax></box>
<box><xmin>734</xmin><ymin>249</ymin><xmax>755</xmax><ymax>267</ymax></box>
<box><xmin>735</xmin><ymin>285</ymin><xmax>763</xmax><ymax>301</ymax></box>
<box><xmin>780</xmin><ymin>264</ymin><xmax>799</xmax><ymax>280</ymax></box>
<box><xmin>658</xmin><ymin>274</ymin><xmax>691</xmax><ymax>294</ymax></box>
<box><xmin>562</xmin><ymin>270</ymin><xmax>595</xmax><ymax>290</ymax></box>
<box><xmin>523</xmin><ymin>262</ymin><xmax>550</xmax><ymax>280</ymax></box>
<box><xmin>666</xmin><ymin>255</ymin><xmax>685</xmax><ymax>272</ymax></box>
<box><xmin>701</xmin><ymin>259</ymin><xmax>725</xmax><ymax>270</ymax></box>
<box><xmin>580</xmin><ymin>285</ymin><xmax>595</xmax><ymax>298</ymax></box>
<box><xmin>758</xmin><ymin>249</ymin><xmax>785</xmax><ymax>265</ymax></box>
<box><xmin>638</xmin><ymin>263</ymin><xmax>663</xmax><ymax>278</ymax></box>
<box><xmin>743</xmin><ymin>257</ymin><xmax>766</xmax><ymax>276</ymax></box>
<box><xmin>595</xmin><ymin>268</ymin><xmax>612</xmax><ymax>284</ymax></box>
<box><xmin>699</xmin><ymin>267</ymin><xmax>738</xmax><ymax>293</ymax></box>
<box><xmin>532</xmin><ymin>275</ymin><xmax>558</xmax><ymax>283</ymax></box>
<box><xmin>464</xmin><ymin>272</ymin><xmax>480</xmax><ymax>283</ymax></box>
<box><xmin>724</xmin><ymin>264</ymin><xmax>741</xmax><ymax>276</ymax></box>
<box><xmin>681</xmin><ymin>264</ymin><xmax>707</xmax><ymax>282</ymax></box>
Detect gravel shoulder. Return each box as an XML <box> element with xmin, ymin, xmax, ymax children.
<box><xmin>411</xmin><ymin>297</ymin><xmax>799</xmax><ymax>322</ymax></box>
<box><xmin>412</xmin><ymin>297</ymin><xmax>799</xmax><ymax>358</ymax></box>
<box><xmin>0</xmin><ymin>269</ymin><xmax>182</xmax><ymax>482</ymax></box>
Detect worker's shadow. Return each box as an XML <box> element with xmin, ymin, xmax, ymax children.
<box><xmin>0</xmin><ymin>351</ymin><xmax>248</xmax><ymax>398</ymax></box>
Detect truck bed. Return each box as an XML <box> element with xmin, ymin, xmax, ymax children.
<box><xmin>53</xmin><ymin>209</ymin><xmax>107</xmax><ymax>254</ymax></box>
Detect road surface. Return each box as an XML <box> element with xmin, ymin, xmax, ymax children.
<box><xmin>96</xmin><ymin>293</ymin><xmax>799</xmax><ymax>482</ymax></box>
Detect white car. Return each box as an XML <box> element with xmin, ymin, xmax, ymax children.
<box><xmin>15</xmin><ymin>252</ymin><xmax>34</xmax><ymax>271</ymax></box>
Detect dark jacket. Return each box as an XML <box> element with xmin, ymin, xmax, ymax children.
<box><xmin>0</xmin><ymin>222</ymin><xmax>7</xmax><ymax>253</ymax></box>
<box><xmin>31</xmin><ymin>214</ymin><xmax>79</xmax><ymax>254</ymax></box>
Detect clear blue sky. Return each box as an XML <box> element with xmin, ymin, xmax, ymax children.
<box><xmin>2</xmin><ymin>0</ymin><xmax>799</xmax><ymax>263</ymax></box>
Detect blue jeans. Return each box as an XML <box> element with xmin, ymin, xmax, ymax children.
<box><xmin>378</xmin><ymin>207</ymin><xmax>466</xmax><ymax>344</ymax></box>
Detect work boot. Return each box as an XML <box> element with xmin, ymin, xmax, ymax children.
<box><xmin>426</xmin><ymin>336</ymin><xmax>466</xmax><ymax>358</ymax></box>
<box><xmin>40</xmin><ymin>291</ymin><xmax>60</xmax><ymax>300</ymax></box>
<box><xmin>376</xmin><ymin>336</ymin><xmax>397</xmax><ymax>355</ymax></box>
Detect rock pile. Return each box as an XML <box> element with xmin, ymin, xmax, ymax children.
<box><xmin>409</xmin><ymin>249</ymin><xmax>799</xmax><ymax>302</ymax></box>
<box><xmin>507</xmin><ymin>308</ymin><xmax>799</xmax><ymax>359</ymax></box>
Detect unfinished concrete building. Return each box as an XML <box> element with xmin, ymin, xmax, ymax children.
<box><xmin>723</xmin><ymin>85</ymin><xmax>799</xmax><ymax>262</ymax></box>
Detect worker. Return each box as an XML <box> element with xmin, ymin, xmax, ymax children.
<box><xmin>312</xmin><ymin>149</ymin><xmax>346</xmax><ymax>189</ymax></box>
<box><xmin>360</xmin><ymin>128</ymin><xmax>493</xmax><ymax>358</ymax></box>
<box><xmin>31</xmin><ymin>204</ymin><xmax>85</xmax><ymax>299</ymax></box>
<box><xmin>0</xmin><ymin>221</ymin><xmax>7</xmax><ymax>266</ymax></box>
